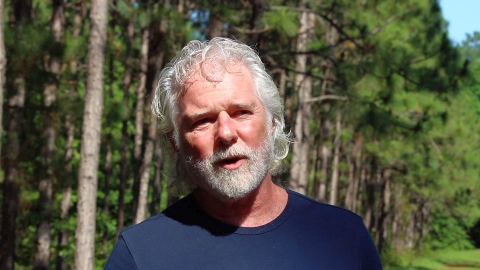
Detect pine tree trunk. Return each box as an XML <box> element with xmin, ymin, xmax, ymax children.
<box><xmin>150</xmin><ymin>136</ymin><xmax>164</xmax><ymax>216</ymax></box>
<box><xmin>56</xmin><ymin>117</ymin><xmax>74</xmax><ymax>270</ymax></box>
<box><xmin>56</xmin><ymin>2</ymin><xmax>84</xmax><ymax>268</ymax></box>
<box><xmin>207</xmin><ymin>1</ymin><xmax>224</xmax><ymax>39</ymax></box>
<box><xmin>0</xmin><ymin>0</ymin><xmax>5</xmax><ymax>161</ymax></box>
<box><xmin>377</xmin><ymin>169</ymin><xmax>391</xmax><ymax>253</ymax></box>
<box><xmin>1</xmin><ymin>76</ymin><xmax>26</xmax><ymax>270</ymax></box>
<box><xmin>102</xmin><ymin>5</ymin><xmax>118</xmax><ymax>246</ymax></box>
<box><xmin>132</xmin><ymin>27</ymin><xmax>149</xmax><ymax>220</ymax></box>
<box><xmin>289</xmin><ymin>10</ymin><xmax>314</xmax><ymax>195</ymax></box>
<box><xmin>134</xmin><ymin>114</ymin><xmax>157</xmax><ymax>223</ymax></box>
<box><xmin>363</xmin><ymin>159</ymin><xmax>375</xmax><ymax>230</ymax></box>
<box><xmin>35</xmin><ymin>1</ymin><xmax>64</xmax><ymax>268</ymax></box>
<box><xmin>117</xmin><ymin>0</ymin><xmax>135</xmax><ymax>237</ymax></box>
<box><xmin>317</xmin><ymin>144</ymin><xmax>330</xmax><ymax>201</ymax></box>
<box><xmin>329</xmin><ymin>110</ymin><xmax>342</xmax><ymax>205</ymax></box>
<box><xmin>1</xmin><ymin>2</ymin><xmax>31</xmax><ymax>268</ymax></box>
<box><xmin>247</xmin><ymin>0</ymin><xmax>265</xmax><ymax>44</ymax></box>
<box><xmin>344</xmin><ymin>154</ymin><xmax>355</xmax><ymax>210</ymax></box>
<box><xmin>134</xmin><ymin>17</ymin><xmax>166</xmax><ymax>223</ymax></box>
<box><xmin>74</xmin><ymin>0</ymin><xmax>108</xmax><ymax>268</ymax></box>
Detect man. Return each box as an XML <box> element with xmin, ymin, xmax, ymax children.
<box><xmin>105</xmin><ymin>38</ymin><xmax>383</xmax><ymax>269</ymax></box>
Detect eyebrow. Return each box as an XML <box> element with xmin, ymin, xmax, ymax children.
<box><xmin>183</xmin><ymin>102</ymin><xmax>258</xmax><ymax>123</ymax></box>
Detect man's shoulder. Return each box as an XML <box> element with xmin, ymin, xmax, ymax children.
<box><xmin>120</xmin><ymin>194</ymin><xmax>196</xmax><ymax>239</ymax></box>
<box><xmin>286</xmin><ymin>188</ymin><xmax>364</xmax><ymax>225</ymax></box>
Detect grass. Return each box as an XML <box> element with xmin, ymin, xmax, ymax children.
<box><xmin>385</xmin><ymin>249</ymin><xmax>480</xmax><ymax>270</ymax></box>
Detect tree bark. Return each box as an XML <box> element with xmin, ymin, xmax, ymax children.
<box><xmin>329</xmin><ymin>110</ymin><xmax>342</xmax><ymax>205</ymax></box>
<box><xmin>116</xmin><ymin>0</ymin><xmax>135</xmax><ymax>237</ymax></box>
<box><xmin>1</xmin><ymin>76</ymin><xmax>26</xmax><ymax>270</ymax></box>
<box><xmin>207</xmin><ymin>1</ymin><xmax>225</xmax><ymax>39</ymax></box>
<box><xmin>35</xmin><ymin>1</ymin><xmax>64</xmax><ymax>268</ymax></box>
<box><xmin>74</xmin><ymin>0</ymin><xmax>108</xmax><ymax>269</ymax></box>
<box><xmin>132</xmin><ymin>27</ymin><xmax>149</xmax><ymax>220</ymax></box>
<box><xmin>376</xmin><ymin>169</ymin><xmax>391</xmax><ymax>253</ymax></box>
<box><xmin>134</xmin><ymin>114</ymin><xmax>157</xmax><ymax>223</ymax></box>
<box><xmin>134</xmin><ymin>17</ymin><xmax>166</xmax><ymax>223</ymax></box>
<box><xmin>150</xmin><ymin>136</ymin><xmax>164</xmax><ymax>216</ymax></box>
<box><xmin>0</xmin><ymin>0</ymin><xmax>6</xmax><ymax>162</ymax></box>
<box><xmin>289</xmin><ymin>10</ymin><xmax>315</xmax><ymax>195</ymax></box>
<box><xmin>247</xmin><ymin>0</ymin><xmax>265</xmax><ymax>44</ymax></box>
<box><xmin>1</xmin><ymin>2</ymin><xmax>30</xmax><ymax>268</ymax></box>
<box><xmin>56</xmin><ymin>116</ymin><xmax>74</xmax><ymax>270</ymax></box>
<box><xmin>56</xmin><ymin>2</ymin><xmax>85</xmax><ymax>269</ymax></box>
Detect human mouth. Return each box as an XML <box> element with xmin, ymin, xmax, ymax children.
<box><xmin>215</xmin><ymin>155</ymin><xmax>247</xmax><ymax>170</ymax></box>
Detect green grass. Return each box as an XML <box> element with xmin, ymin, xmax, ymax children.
<box><xmin>386</xmin><ymin>249</ymin><xmax>480</xmax><ymax>270</ymax></box>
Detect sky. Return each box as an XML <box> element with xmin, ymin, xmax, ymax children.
<box><xmin>439</xmin><ymin>0</ymin><xmax>480</xmax><ymax>44</ymax></box>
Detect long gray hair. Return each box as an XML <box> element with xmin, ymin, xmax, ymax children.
<box><xmin>151</xmin><ymin>37</ymin><xmax>291</xmax><ymax>194</ymax></box>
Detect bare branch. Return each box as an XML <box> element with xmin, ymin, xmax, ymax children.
<box><xmin>304</xmin><ymin>95</ymin><xmax>348</xmax><ymax>103</ymax></box>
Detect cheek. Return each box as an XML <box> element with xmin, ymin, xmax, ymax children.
<box><xmin>182</xmin><ymin>132</ymin><xmax>215</xmax><ymax>158</ymax></box>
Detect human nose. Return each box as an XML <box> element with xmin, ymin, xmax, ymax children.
<box><xmin>215</xmin><ymin>111</ymin><xmax>238</xmax><ymax>145</ymax></box>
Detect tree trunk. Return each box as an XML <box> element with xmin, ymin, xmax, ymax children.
<box><xmin>207</xmin><ymin>1</ymin><xmax>224</xmax><ymax>39</ymax></box>
<box><xmin>134</xmin><ymin>17</ymin><xmax>166</xmax><ymax>223</ymax></box>
<box><xmin>74</xmin><ymin>0</ymin><xmax>108</xmax><ymax>269</ymax></box>
<box><xmin>132</xmin><ymin>27</ymin><xmax>149</xmax><ymax>221</ymax></box>
<box><xmin>247</xmin><ymin>0</ymin><xmax>265</xmax><ymax>44</ymax></box>
<box><xmin>377</xmin><ymin>169</ymin><xmax>391</xmax><ymax>253</ymax></box>
<box><xmin>1</xmin><ymin>4</ymin><xmax>30</xmax><ymax>268</ymax></box>
<box><xmin>289</xmin><ymin>10</ymin><xmax>315</xmax><ymax>195</ymax></box>
<box><xmin>344</xmin><ymin>153</ymin><xmax>355</xmax><ymax>210</ymax></box>
<box><xmin>35</xmin><ymin>1</ymin><xmax>64</xmax><ymax>268</ymax></box>
<box><xmin>150</xmin><ymin>136</ymin><xmax>164</xmax><ymax>216</ymax></box>
<box><xmin>117</xmin><ymin>0</ymin><xmax>135</xmax><ymax>237</ymax></box>
<box><xmin>363</xmin><ymin>159</ymin><xmax>375</xmax><ymax>230</ymax></box>
<box><xmin>102</xmin><ymin>2</ymin><xmax>118</xmax><ymax>247</ymax></box>
<box><xmin>317</xmin><ymin>144</ymin><xmax>330</xmax><ymax>201</ymax></box>
<box><xmin>134</xmin><ymin>114</ymin><xmax>157</xmax><ymax>223</ymax></box>
<box><xmin>56</xmin><ymin>117</ymin><xmax>74</xmax><ymax>270</ymax></box>
<box><xmin>329</xmin><ymin>110</ymin><xmax>342</xmax><ymax>205</ymax></box>
<box><xmin>344</xmin><ymin>133</ymin><xmax>362</xmax><ymax>211</ymax></box>
<box><xmin>0</xmin><ymin>0</ymin><xmax>5</xmax><ymax>162</ymax></box>
<box><xmin>1</xmin><ymin>76</ymin><xmax>26</xmax><ymax>270</ymax></box>
<box><xmin>56</xmin><ymin>2</ymin><xmax>84</xmax><ymax>269</ymax></box>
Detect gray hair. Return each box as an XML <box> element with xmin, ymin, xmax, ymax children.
<box><xmin>151</xmin><ymin>37</ymin><xmax>291</xmax><ymax>194</ymax></box>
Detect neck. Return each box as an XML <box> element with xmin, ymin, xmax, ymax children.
<box><xmin>193</xmin><ymin>175</ymin><xmax>288</xmax><ymax>227</ymax></box>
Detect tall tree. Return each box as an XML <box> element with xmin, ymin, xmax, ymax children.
<box><xmin>74</xmin><ymin>0</ymin><xmax>108</xmax><ymax>269</ymax></box>
<box><xmin>56</xmin><ymin>1</ymin><xmax>86</xmax><ymax>268</ymax></box>
<box><xmin>134</xmin><ymin>8</ymin><xmax>167</xmax><ymax>223</ymax></box>
<box><xmin>0</xmin><ymin>0</ymin><xmax>5</xmax><ymax>162</ymax></box>
<box><xmin>289</xmin><ymin>8</ymin><xmax>315</xmax><ymax>195</ymax></box>
<box><xmin>1</xmin><ymin>1</ymin><xmax>31</xmax><ymax>268</ymax></box>
<box><xmin>34</xmin><ymin>1</ymin><xmax>65</xmax><ymax>268</ymax></box>
<box><xmin>116</xmin><ymin>0</ymin><xmax>136</xmax><ymax>236</ymax></box>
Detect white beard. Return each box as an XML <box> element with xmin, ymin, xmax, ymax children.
<box><xmin>183</xmin><ymin>137</ymin><xmax>274</xmax><ymax>202</ymax></box>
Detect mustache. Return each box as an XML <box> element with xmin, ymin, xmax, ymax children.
<box><xmin>209</xmin><ymin>145</ymin><xmax>251</xmax><ymax>163</ymax></box>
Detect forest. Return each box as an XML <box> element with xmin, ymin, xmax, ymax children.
<box><xmin>0</xmin><ymin>0</ymin><xmax>479</xmax><ymax>269</ymax></box>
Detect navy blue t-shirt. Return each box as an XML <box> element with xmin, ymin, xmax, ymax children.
<box><xmin>105</xmin><ymin>189</ymin><xmax>383</xmax><ymax>269</ymax></box>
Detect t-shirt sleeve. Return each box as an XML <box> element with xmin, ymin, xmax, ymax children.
<box><xmin>104</xmin><ymin>235</ymin><xmax>137</xmax><ymax>270</ymax></box>
<box><xmin>358</xmin><ymin>223</ymin><xmax>384</xmax><ymax>270</ymax></box>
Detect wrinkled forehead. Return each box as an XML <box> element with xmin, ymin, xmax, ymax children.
<box><xmin>179</xmin><ymin>57</ymin><xmax>248</xmax><ymax>95</ymax></box>
<box><xmin>179</xmin><ymin>46</ymin><xmax>242</xmax><ymax>81</ymax></box>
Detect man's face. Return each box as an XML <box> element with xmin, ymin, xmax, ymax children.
<box><xmin>175</xmin><ymin>63</ymin><xmax>274</xmax><ymax>201</ymax></box>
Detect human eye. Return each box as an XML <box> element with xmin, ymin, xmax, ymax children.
<box><xmin>192</xmin><ymin>117</ymin><xmax>212</xmax><ymax>129</ymax></box>
<box><xmin>232</xmin><ymin>109</ymin><xmax>252</xmax><ymax>119</ymax></box>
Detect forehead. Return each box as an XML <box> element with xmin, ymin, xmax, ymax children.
<box><xmin>176</xmin><ymin>62</ymin><xmax>264</xmax><ymax>116</ymax></box>
<box><xmin>181</xmin><ymin>61</ymin><xmax>255</xmax><ymax>96</ymax></box>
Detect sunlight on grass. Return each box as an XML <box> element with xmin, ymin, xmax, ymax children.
<box><xmin>386</xmin><ymin>249</ymin><xmax>480</xmax><ymax>270</ymax></box>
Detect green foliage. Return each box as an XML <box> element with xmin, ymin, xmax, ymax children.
<box><xmin>264</xmin><ymin>7</ymin><xmax>298</xmax><ymax>38</ymax></box>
